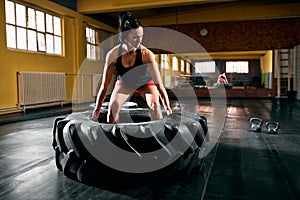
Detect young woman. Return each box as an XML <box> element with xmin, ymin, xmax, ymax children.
<box><xmin>217</xmin><ymin>71</ymin><xmax>229</xmax><ymax>84</ymax></box>
<box><xmin>92</xmin><ymin>11</ymin><xmax>172</xmax><ymax>123</ymax></box>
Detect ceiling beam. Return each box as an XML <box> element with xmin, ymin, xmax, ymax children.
<box><xmin>180</xmin><ymin>51</ymin><xmax>269</xmax><ymax>60</ymax></box>
<box><xmin>77</xmin><ymin>0</ymin><xmax>236</xmax><ymax>14</ymax></box>
<box><xmin>140</xmin><ymin>2</ymin><xmax>300</xmax><ymax>26</ymax></box>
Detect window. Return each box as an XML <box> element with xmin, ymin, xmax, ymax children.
<box><xmin>86</xmin><ymin>26</ymin><xmax>112</xmax><ymax>60</ymax></box>
<box><xmin>86</xmin><ymin>27</ymin><xmax>97</xmax><ymax>60</ymax></box>
<box><xmin>5</xmin><ymin>0</ymin><xmax>62</xmax><ymax>55</ymax></box>
<box><xmin>194</xmin><ymin>61</ymin><xmax>216</xmax><ymax>73</ymax></box>
<box><xmin>226</xmin><ymin>61</ymin><xmax>249</xmax><ymax>73</ymax></box>
<box><xmin>160</xmin><ymin>54</ymin><xmax>169</xmax><ymax>69</ymax></box>
<box><xmin>186</xmin><ymin>62</ymin><xmax>190</xmax><ymax>74</ymax></box>
<box><xmin>172</xmin><ymin>56</ymin><xmax>178</xmax><ymax>71</ymax></box>
<box><xmin>180</xmin><ymin>60</ymin><xmax>185</xmax><ymax>72</ymax></box>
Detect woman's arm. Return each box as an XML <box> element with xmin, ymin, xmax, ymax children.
<box><xmin>143</xmin><ymin>48</ymin><xmax>172</xmax><ymax>115</ymax></box>
<box><xmin>92</xmin><ymin>49</ymin><xmax>117</xmax><ymax>121</ymax></box>
<box><xmin>224</xmin><ymin>75</ymin><xmax>229</xmax><ymax>83</ymax></box>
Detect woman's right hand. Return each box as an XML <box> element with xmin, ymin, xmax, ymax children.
<box><xmin>92</xmin><ymin>108</ymin><xmax>101</xmax><ymax>122</ymax></box>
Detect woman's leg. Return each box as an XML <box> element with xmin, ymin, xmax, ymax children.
<box><xmin>140</xmin><ymin>85</ymin><xmax>163</xmax><ymax>120</ymax></box>
<box><xmin>108</xmin><ymin>83</ymin><xmax>132</xmax><ymax>123</ymax></box>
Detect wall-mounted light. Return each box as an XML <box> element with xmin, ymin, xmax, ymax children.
<box><xmin>200</xmin><ymin>28</ymin><xmax>208</xmax><ymax>36</ymax></box>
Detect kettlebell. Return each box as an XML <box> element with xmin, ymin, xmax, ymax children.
<box><xmin>250</xmin><ymin>117</ymin><xmax>263</xmax><ymax>132</ymax></box>
<box><xmin>266</xmin><ymin>122</ymin><xmax>280</xmax><ymax>134</ymax></box>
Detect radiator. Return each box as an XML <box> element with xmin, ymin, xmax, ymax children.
<box><xmin>18</xmin><ymin>72</ymin><xmax>66</xmax><ymax>110</ymax></box>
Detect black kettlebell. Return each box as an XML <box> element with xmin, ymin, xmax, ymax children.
<box><xmin>266</xmin><ymin>122</ymin><xmax>280</xmax><ymax>134</ymax></box>
<box><xmin>250</xmin><ymin>117</ymin><xmax>263</xmax><ymax>132</ymax></box>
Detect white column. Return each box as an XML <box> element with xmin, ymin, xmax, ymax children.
<box><xmin>274</xmin><ymin>50</ymin><xmax>281</xmax><ymax>98</ymax></box>
<box><xmin>295</xmin><ymin>45</ymin><xmax>300</xmax><ymax>100</ymax></box>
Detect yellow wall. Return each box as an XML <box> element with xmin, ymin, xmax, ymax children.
<box><xmin>260</xmin><ymin>50</ymin><xmax>273</xmax><ymax>74</ymax></box>
<box><xmin>261</xmin><ymin>50</ymin><xmax>273</xmax><ymax>73</ymax></box>
<box><xmin>0</xmin><ymin>0</ymin><xmax>116</xmax><ymax>112</ymax></box>
<box><xmin>260</xmin><ymin>50</ymin><xmax>273</xmax><ymax>88</ymax></box>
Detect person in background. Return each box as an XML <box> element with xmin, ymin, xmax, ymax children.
<box><xmin>217</xmin><ymin>71</ymin><xmax>229</xmax><ymax>84</ymax></box>
<box><xmin>92</xmin><ymin>11</ymin><xmax>172</xmax><ymax>123</ymax></box>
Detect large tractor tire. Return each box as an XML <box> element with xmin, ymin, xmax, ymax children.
<box><xmin>52</xmin><ymin>107</ymin><xmax>208</xmax><ymax>187</ymax></box>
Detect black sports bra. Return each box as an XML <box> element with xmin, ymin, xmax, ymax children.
<box><xmin>116</xmin><ymin>45</ymin><xmax>152</xmax><ymax>89</ymax></box>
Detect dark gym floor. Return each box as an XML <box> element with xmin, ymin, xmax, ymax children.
<box><xmin>0</xmin><ymin>98</ymin><xmax>299</xmax><ymax>200</ymax></box>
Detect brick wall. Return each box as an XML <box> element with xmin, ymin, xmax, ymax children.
<box><xmin>160</xmin><ymin>18</ymin><xmax>300</xmax><ymax>52</ymax></box>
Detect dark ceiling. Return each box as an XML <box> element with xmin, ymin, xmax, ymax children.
<box><xmin>50</xmin><ymin>0</ymin><xmax>300</xmax><ymax>28</ymax></box>
<box><xmin>86</xmin><ymin>2</ymin><xmax>230</xmax><ymax>28</ymax></box>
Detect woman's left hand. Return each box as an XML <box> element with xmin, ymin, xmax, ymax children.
<box><xmin>165</xmin><ymin>107</ymin><xmax>172</xmax><ymax>115</ymax></box>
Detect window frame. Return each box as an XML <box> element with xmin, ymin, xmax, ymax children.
<box><xmin>172</xmin><ymin>56</ymin><xmax>178</xmax><ymax>71</ymax></box>
<box><xmin>160</xmin><ymin>54</ymin><xmax>169</xmax><ymax>69</ymax></box>
<box><xmin>85</xmin><ymin>25</ymin><xmax>113</xmax><ymax>61</ymax></box>
<box><xmin>194</xmin><ymin>61</ymin><xmax>216</xmax><ymax>74</ymax></box>
<box><xmin>85</xmin><ymin>26</ymin><xmax>98</xmax><ymax>60</ymax></box>
<box><xmin>225</xmin><ymin>60</ymin><xmax>249</xmax><ymax>74</ymax></box>
<box><xmin>5</xmin><ymin>0</ymin><xmax>63</xmax><ymax>55</ymax></box>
